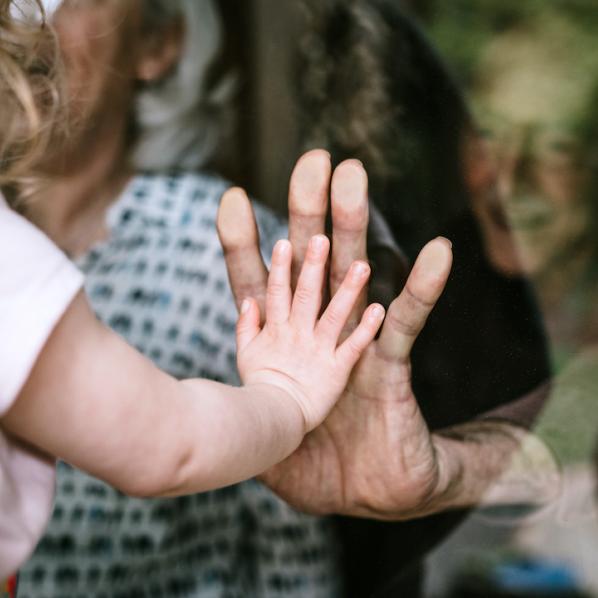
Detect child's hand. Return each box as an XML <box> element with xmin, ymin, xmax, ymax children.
<box><xmin>237</xmin><ymin>234</ymin><xmax>385</xmax><ymax>432</ymax></box>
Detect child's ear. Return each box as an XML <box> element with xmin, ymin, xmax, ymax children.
<box><xmin>136</xmin><ymin>18</ymin><xmax>184</xmax><ymax>83</ymax></box>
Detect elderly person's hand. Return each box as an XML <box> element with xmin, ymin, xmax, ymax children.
<box><xmin>216</xmin><ymin>150</ymin><xmax>451</xmax><ymax>519</ymax></box>
<box><xmin>259</xmin><ymin>238</ymin><xmax>454</xmax><ymax>520</ymax></box>
<box><xmin>217</xmin><ymin>150</ymin><xmax>560</xmax><ymax>520</ymax></box>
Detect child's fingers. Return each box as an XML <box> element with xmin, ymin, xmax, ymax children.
<box><xmin>236</xmin><ymin>298</ymin><xmax>261</xmax><ymax>352</ymax></box>
<box><xmin>316</xmin><ymin>260</ymin><xmax>371</xmax><ymax>343</ymax></box>
<box><xmin>290</xmin><ymin>235</ymin><xmax>330</xmax><ymax>327</ymax></box>
<box><xmin>266</xmin><ymin>240</ymin><xmax>293</xmax><ymax>325</ymax></box>
<box><xmin>336</xmin><ymin>304</ymin><xmax>386</xmax><ymax>368</ymax></box>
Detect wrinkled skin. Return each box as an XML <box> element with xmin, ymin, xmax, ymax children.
<box><xmin>218</xmin><ymin>150</ymin><xmax>456</xmax><ymax>520</ymax></box>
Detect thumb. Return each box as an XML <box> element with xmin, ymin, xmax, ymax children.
<box><xmin>377</xmin><ymin>237</ymin><xmax>452</xmax><ymax>362</ymax></box>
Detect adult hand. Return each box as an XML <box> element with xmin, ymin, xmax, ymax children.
<box><xmin>259</xmin><ymin>238</ymin><xmax>454</xmax><ymax>520</ymax></box>
<box><xmin>217</xmin><ymin>150</ymin><xmax>376</xmax><ymax>327</ymax></box>
<box><xmin>217</xmin><ymin>150</ymin><xmax>461</xmax><ymax>519</ymax></box>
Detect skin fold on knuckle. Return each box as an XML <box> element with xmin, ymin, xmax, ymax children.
<box><xmin>387</xmin><ymin>307</ymin><xmax>421</xmax><ymax>338</ymax></box>
<box><xmin>267</xmin><ymin>279</ymin><xmax>289</xmax><ymax>298</ymax></box>
<box><xmin>407</xmin><ymin>277</ymin><xmax>444</xmax><ymax>307</ymax></box>
<box><xmin>321</xmin><ymin>307</ymin><xmax>345</xmax><ymax>332</ymax></box>
<box><xmin>293</xmin><ymin>286</ymin><xmax>317</xmax><ymax>307</ymax></box>
<box><xmin>342</xmin><ymin>337</ymin><xmax>364</xmax><ymax>364</ymax></box>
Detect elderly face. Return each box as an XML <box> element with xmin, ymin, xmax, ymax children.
<box><xmin>467</xmin><ymin>17</ymin><xmax>597</xmax><ymax>277</ymax></box>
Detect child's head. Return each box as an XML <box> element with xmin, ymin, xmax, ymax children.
<box><xmin>0</xmin><ymin>0</ymin><xmax>62</xmax><ymax>185</ymax></box>
<box><xmin>1</xmin><ymin>0</ymin><xmax>228</xmax><ymax>187</ymax></box>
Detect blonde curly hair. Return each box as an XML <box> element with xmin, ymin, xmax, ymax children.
<box><xmin>0</xmin><ymin>0</ymin><xmax>61</xmax><ymax>185</ymax></box>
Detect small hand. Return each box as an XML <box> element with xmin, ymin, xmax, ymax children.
<box><xmin>219</xmin><ymin>150</ymin><xmax>453</xmax><ymax>518</ymax></box>
<box><xmin>237</xmin><ymin>233</ymin><xmax>385</xmax><ymax>432</ymax></box>
<box><xmin>257</xmin><ymin>238</ymin><xmax>454</xmax><ymax>518</ymax></box>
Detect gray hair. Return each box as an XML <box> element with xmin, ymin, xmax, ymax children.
<box><xmin>132</xmin><ymin>0</ymin><xmax>231</xmax><ymax>171</ymax></box>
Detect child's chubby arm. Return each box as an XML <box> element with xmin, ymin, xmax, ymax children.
<box><xmin>2</xmin><ymin>235</ymin><xmax>383</xmax><ymax>497</ymax></box>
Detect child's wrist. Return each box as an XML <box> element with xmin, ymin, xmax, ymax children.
<box><xmin>243</xmin><ymin>382</ymin><xmax>309</xmax><ymax>440</ymax></box>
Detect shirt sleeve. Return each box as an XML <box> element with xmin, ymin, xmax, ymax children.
<box><xmin>0</xmin><ymin>196</ymin><xmax>84</xmax><ymax>413</ymax></box>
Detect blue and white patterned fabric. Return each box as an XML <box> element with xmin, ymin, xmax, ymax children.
<box><xmin>19</xmin><ymin>172</ymin><xmax>341</xmax><ymax>598</ymax></box>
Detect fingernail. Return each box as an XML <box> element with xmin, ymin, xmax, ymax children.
<box><xmin>420</xmin><ymin>241</ymin><xmax>450</xmax><ymax>275</ymax></box>
<box><xmin>350</xmin><ymin>261</ymin><xmax>370</xmax><ymax>280</ymax></box>
<box><xmin>437</xmin><ymin>236</ymin><xmax>453</xmax><ymax>249</ymax></box>
<box><xmin>333</xmin><ymin>162</ymin><xmax>367</xmax><ymax>210</ymax></box>
<box><xmin>370</xmin><ymin>305</ymin><xmax>385</xmax><ymax>320</ymax></box>
<box><xmin>275</xmin><ymin>239</ymin><xmax>290</xmax><ymax>256</ymax></box>
<box><xmin>241</xmin><ymin>299</ymin><xmax>251</xmax><ymax>314</ymax></box>
<box><xmin>310</xmin><ymin>235</ymin><xmax>327</xmax><ymax>252</ymax></box>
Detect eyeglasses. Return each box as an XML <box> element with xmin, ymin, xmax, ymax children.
<box><xmin>473</xmin><ymin>107</ymin><xmax>592</xmax><ymax>173</ymax></box>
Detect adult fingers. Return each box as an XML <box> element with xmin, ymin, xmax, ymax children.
<box><xmin>330</xmin><ymin>160</ymin><xmax>369</xmax><ymax>332</ymax></box>
<box><xmin>377</xmin><ymin>237</ymin><xmax>452</xmax><ymax>363</ymax></box>
<box><xmin>288</xmin><ymin>150</ymin><xmax>332</xmax><ymax>288</ymax></box>
<box><xmin>217</xmin><ymin>187</ymin><xmax>269</xmax><ymax>317</ymax></box>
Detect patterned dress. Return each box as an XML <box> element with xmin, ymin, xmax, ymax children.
<box><xmin>19</xmin><ymin>172</ymin><xmax>340</xmax><ymax>598</ymax></box>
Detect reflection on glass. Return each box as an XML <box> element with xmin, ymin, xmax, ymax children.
<box><xmin>424</xmin><ymin>3</ymin><xmax>598</xmax><ymax>597</ymax></box>
<box><xmin>462</xmin><ymin>8</ymin><xmax>598</xmax><ymax>361</ymax></box>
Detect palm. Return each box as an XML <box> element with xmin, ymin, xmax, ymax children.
<box><xmin>217</xmin><ymin>151</ymin><xmax>453</xmax><ymax>520</ymax></box>
<box><xmin>259</xmin><ymin>340</ymin><xmax>441</xmax><ymax>519</ymax></box>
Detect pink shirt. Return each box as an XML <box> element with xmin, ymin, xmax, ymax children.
<box><xmin>0</xmin><ymin>195</ymin><xmax>83</xmax><ymax>578</ymax></box>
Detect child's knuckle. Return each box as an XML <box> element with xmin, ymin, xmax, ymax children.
<box><xmin>294</xmin><ymin>286</ymin><xmax>313</xmax><ymax>305</ymax></box>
